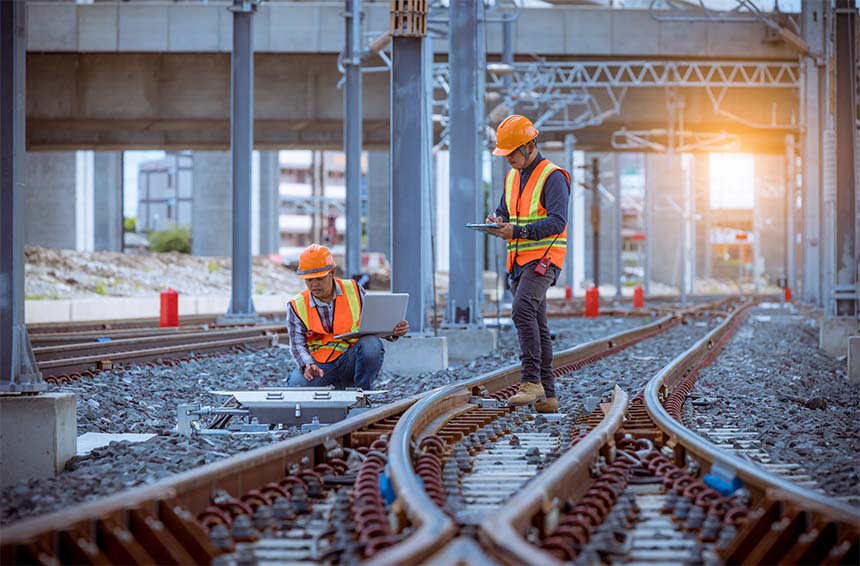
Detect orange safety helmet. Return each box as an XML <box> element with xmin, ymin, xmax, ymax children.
<box><xmin>297</xmin><ymin>244</ymin><xmax>336</xmax><ymax>279</ymax></box>
<box><xmin>493</xmin><ymin>114</ymin><xmax>539</xmax><ymax>156</ymax></box>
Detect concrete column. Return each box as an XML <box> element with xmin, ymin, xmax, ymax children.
<box><xmin>192</xmin><ymin>151</ymin><xmax>231</xmax><ymax>257</ymax></box>
<box><xmin>572</xmin><ymin>150</ymin><xmax>586</xmax><ymax>295</ymax></box>
<box><xmin>801</xmin><ymin>2</ymin><xmax>824</xmax><ymax>305</ymax></box>
<box><xmin>754</xmin><ymin>154</ymin><xmax>786</xmax><ymax>286</ymax></box>
<box><xmin>645</xmin><ymin>153</ymin><xmax>683</xmax><ymax>289</ymax></box>
<box><xmin>446</xmin><ymin>0</ymin><xmax>484</xmax><ymax>325</ymax></box>
<box><xmin>94</xmin><ymin>151</ymin><xmax>123</xmax><ymax>252</ymax></box>
<box><xmin>258</xmin><ymin>150</ymin><xmax>280</xmax><ymax>255</ymax></box>
<box><xmin>694</xmin><ymin>154</ymin><xmax>711</xmax><ymax>279</ymax></box>
<box><xmin>25</xmin><ymin>152</ymin><xmax>77</xmax><ymax>249</ymax></box>
<box><xmin>344</xmin><ymin>0</ymin><xmax>363</xmax><ymax>278</ymax></box>
<box><xmin>2</xmin><ymin>0</ymin><xmax>44</xmax><ymax>390</ymax></box>
<box><xmin>366</xmin><ymin>150</ymin><xmax>390</xmax><ymax>256</ymax></box>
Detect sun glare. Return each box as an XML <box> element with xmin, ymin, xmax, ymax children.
<box><xmin>710</xmin><ymin>153</ymin><xmax>754</xmax><ymax>210</ymax></box>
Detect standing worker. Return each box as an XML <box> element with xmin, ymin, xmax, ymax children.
<box><xmin>486</xmin><ymin>115</ymin><xmax>571</xmax><ymax>413</ymax></box>
<box><xmin>286</xmin><ymin>244</ymin><xmax>409</xmax><ymax>389</ymax></box>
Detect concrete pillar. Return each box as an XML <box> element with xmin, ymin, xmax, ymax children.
<box><xmin>645</xmin><ymin>153</ymin><xmax>683</xmax><ymax>289</ymax></box>
<box><xmin>25</xmin><ymin>151</ymin><xmax>77</xmax><ymax>249</ymax></box>
<box><xmin>258</xmin><ymin>150</ymin><xmax>280</xmax><ymax>255</ymax></box>
<box><xmin>754</xmin><ymin>154</ymin><xmax>786</xmax><ymax>286</ymax></box>
<box><xmin>94</xmin><ymin>151</ymin><xmax>123</xmax><ymax>252</ymax></box>
<box><xmin>694</xmin><ymin>154</ymin><xmax>711</xmax><ymax>279</ymax></box>
<box><xmin>820</xmin><ymin>317</ymin><xmax>860</xmax><ymax>357</ymax></box>
<box><xmin>801</xmin><ymin>2</ymin><xmax>824</xmax><ymax>305</ymax></box>
<box><xmin>192</xmin><ymin>151</ymin><xmax>231</xmax><ymax>257</ymax></box>
<box><xmin>366</xmin><ymin>150</ymin><xmax>390</xmax><ymax>257</ymax></box>
<box><xmin>0</xmin><ymin>393</ymin><xmax>76</xmax><ymax>487</ymax></box>
<box><xmin>572</xmin><ymin>150</ymin><xmax>586</xmax><ymax>295</ymax></box>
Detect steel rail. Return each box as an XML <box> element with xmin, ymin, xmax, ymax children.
<box><xmin>0</xmin><ymin>393</ymin><xmax>421</xmax><ymax>554</ymax></box>
<box><xmin>26</xmin><ymin>311</ymin><xmax>284</xmax><ymax>335</ymax></box>
<box><xmin>478</xmin><ymin>386</ymin><xmax>629</xmax><ymax>566</ymax></box>
<box><xmin>29</xmin><ymin>325</ymin><xmax>217</xmax><ymax>346</ymax></box>
<box><xmin>38</xmin><ymin>334</ymin><xmax>280</xmax><ymax>377</ymax></box>
<box><xmin>33</xmin><ymin>325</ymin><xmax>285</xmax><ymax>361</ymax></box>
<box><xmin>1</xmin><ymin>297</ymin><xmax>734</xmax><ymax>564</ymax></box>
<box><xmin>372</xmin><ymin>313</ymin><xmax>681</xmax><ymax>565</ymax></box>
<box><xmin>643</xmin><ymin>301</ymin><xmax>860</xmax><ymax>525</ymax></box>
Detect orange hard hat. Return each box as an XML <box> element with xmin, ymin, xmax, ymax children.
<box><xmin>493</xmin><ymin>114</ymin><xmax>539</xmax><ymax>156</ymax></box>
<box><xmin>297</xmin><ymin>244</ymin><xmax>336</xmax><ymax>279</ymax></box>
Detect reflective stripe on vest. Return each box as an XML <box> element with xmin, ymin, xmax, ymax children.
<box><xmin>290</xmin><ymin>279</ymin><xmax>362</xmax><ymax>364</ymax></box>
<box><xmin>504</xmin><ymin>159</ymin><xmax>571</xmax><ymax>271</ymax></box>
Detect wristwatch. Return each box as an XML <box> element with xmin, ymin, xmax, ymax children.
<box><xmin>518</xmin><ymin>225</ymin><xmax>531</xmax><ymax>240</ymax></box>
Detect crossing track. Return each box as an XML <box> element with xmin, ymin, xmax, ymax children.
<box><xmin>388</xmin><ymin>300</ymin><xmax>860</xmax><ymax>565</ymax></box>
<box><xmin>0</xmin><ymin>299</ymin><xmax>702</xmax><ymax>564</ymax></box>
<box><xmin>5</xmin><ymin>297</ymin><xmax>847</xmax><ymax>565</ymax></box>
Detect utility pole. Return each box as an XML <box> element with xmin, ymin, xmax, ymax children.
<box><xmin>590</xmin><ymin>157</ymin><xmax>600</xmax><ymax>287</ymax></box>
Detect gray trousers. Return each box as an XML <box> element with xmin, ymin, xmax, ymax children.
<box><xmin>510</xmin><ymin>264</ymin><xmax>556</xmax><ymax>398</ymax></box>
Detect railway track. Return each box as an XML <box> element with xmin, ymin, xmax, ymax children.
<box><xmin>5</xmin><ymin>297</ymin><xmax>851</xmax><ymax>565</ymax></box>
<box><xmin>35</xmin><ymin>325</ymin><xmax>287</xmax><ymax>383</ymax></box>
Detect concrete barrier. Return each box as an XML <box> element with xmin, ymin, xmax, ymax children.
<box><xmin>25</xmin><ymin>294</ymin><xmax>296</xmax><ymax>324</ymax></box>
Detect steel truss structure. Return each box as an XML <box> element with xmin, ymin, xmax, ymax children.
<box><xmin>432</xmin><ymin>59</ymin><xmax>800</xmax><ymax>147</ymax></box>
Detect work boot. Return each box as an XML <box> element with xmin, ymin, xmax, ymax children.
<box><xmin>534</xmin><ymin>397</ymin><xmax>558</xmax><ymax>414</ymax></box>
<box><xmin>508</xmin><ymin>382</ymin><xmax>546</xmax><ymax>406</ymax></box>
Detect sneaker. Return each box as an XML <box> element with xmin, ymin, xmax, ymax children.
<box><xmin>508</xmin><ymin>382</ymin><xmax>546</xmax><ymax>406</ymax></box>
<box><xmin>534</xmin><ymin>397</ymin><xmax>558</xmax><ymax>414</ymax></box>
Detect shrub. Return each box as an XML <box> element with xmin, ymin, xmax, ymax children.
<box><xmin>123</xmin><ymin>217</ymin><xmax>137</xmax><ymax>233</ymax></box>
<box><xmin>149</xmin><ymin>228</ymin><xmax>191</xmax><ymax>254</ymax></box>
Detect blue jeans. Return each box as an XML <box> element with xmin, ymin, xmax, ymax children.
<box><xmin>287</xmin><ymin>336</ymin><xmax>385</xmax><ymax>390</ymax></box>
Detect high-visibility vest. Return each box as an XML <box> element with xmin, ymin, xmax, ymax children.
<box><xmin>289</xmin><ymin>279</ymin><xmax>362</xmax><ymax>364</ymax></box>
<box><xmin>504</xmin><ymin>158</ymin><xmax>571</xmax><ymax>271</ymax></box>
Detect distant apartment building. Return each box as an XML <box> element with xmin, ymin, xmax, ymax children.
<box><xmin>137</xmin><ymin>153</ymin><xmax>193</xmax><ymax>232</ymax></box>
<box><xmin>134</xmin><ymin>150</ymin><xmax>365</xmax><ymax>255</ymax></box>
<box><xmin>278</xmin><ymin>150</ymin><xmax>366</xmax><ymax>253</ymax></box>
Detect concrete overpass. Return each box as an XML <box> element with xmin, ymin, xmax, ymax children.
<box><xmin>26</xmin><ymin>2</ymin><xmax>799</xmax><ymax>152</ymax></box>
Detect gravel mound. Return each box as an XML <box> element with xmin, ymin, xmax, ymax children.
<box><xmin>1</xmin><ymin>316</ymin><xmax>649</xmax><ymax>525</ymax></box>
<box><xmin>555</xmin><ymin>317</ymin><xmax>721</xmax><ymax>416</ymax></box>
<box><xmin>688</xmin><ymin>305</ymin><xmax>859</xmax><ymax>501</ymax></box>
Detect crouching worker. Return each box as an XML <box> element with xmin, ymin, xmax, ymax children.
<box><xmin>287</xmin><ymin>244</ymin><xmax>409</xmax><ymax>389</ymax></box>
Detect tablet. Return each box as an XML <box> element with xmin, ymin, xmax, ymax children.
<box><xmin>465</xmin><ymin>223</ymin><xmax>501</xmax><ymax>234</ymax></box>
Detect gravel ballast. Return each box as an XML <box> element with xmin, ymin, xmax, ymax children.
<box><xmin>688</xmin><ymin>304</ymin><xmax>859</xmax><ymax>501</ymax></box>
<box><xmin>2</xmin><ymin>315</ymin><xmax>651</xmax><ymax>525</ymax></box>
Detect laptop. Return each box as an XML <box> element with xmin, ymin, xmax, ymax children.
<box><xmin>334</xmin><ymin>293</ymin><xmax>409</xmax><ymax>340</ymax></box>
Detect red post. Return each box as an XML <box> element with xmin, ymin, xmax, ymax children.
<box><xmin>784</xmin><ymin>286</ymin><xmax>792</xmax><ymax>302</ymax></box>
<box><xmin>564</xmin><ymin>286</ymin><xmax>573</xmax><ymax>301</ymax></box>
<box><xmin>160</xmin><ymin>288</ymin><xmax>179</xmax><ymax>327</ymax></box>
<box><xmin>633</xmin><ymin>285</ymin><xmax>645</xmax><ymax>309</ymax></box>
<box><xmin>585</xmin><ymin>285</ymin><xmax>600</xmax><ymax>318</ymax></box>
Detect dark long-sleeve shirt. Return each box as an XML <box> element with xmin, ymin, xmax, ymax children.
<box><xmin>494</xmin><ymin>152</ymin><xmax>570</xmax><ymax>241</ymax></box>
<box><xmin>494</xmin><ymin>153</ymin><xmax>570</xmax><ymax>282</ymax></box>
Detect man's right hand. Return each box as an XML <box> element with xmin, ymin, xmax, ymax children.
<box><xmin>303</xmin><ymin>364</ymin><xmax>324</xmax><ymax>380</ymax></box>
<box><xmin>485</xmin><ymin>215</ymin><xmax>503</xmax><ymax>225</ymax></box>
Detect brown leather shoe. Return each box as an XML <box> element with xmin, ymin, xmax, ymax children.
<box><xmin>508</xmin><ymin>382</ymin><xmax>546</xmax><ymax>406</ymax></box>
<box><xmin>534</xmin><ymin>397</ymin><xmax>558</xmax><ymax>413</ymax></box>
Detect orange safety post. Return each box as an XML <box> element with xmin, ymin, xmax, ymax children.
<box><xmin>584</xmin><ymin>285</ymin><xmax>600</xmax><ymax>318</ymax></box>
<box><xmin>564</xmin><ymin>286</ymin><xmax>573</xmax><ymax>301</ymax></box>
<box><xmin>633</xmin><ymin>285</ymin><xmax>645</xmax><ymax>309</ymax></box>
<box><xmin>784</xmin><ymin>286</ymin><xmax>792</xmax><ymax>302</ymax></box>
<box><xmin>160</xmin><ymin>288</ymin><xmax>179</xmax><ymax>327</ymax></box>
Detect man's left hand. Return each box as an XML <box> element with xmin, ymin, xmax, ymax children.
<box><xmin>488</xmin><ymin>223</ymin><xmax>515</xmax><ymax>240</ymax></box>
<box><xmin>392</xmin><ymin>320</ymin><xmax>410</xmax><ymax>337</ymax></box>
